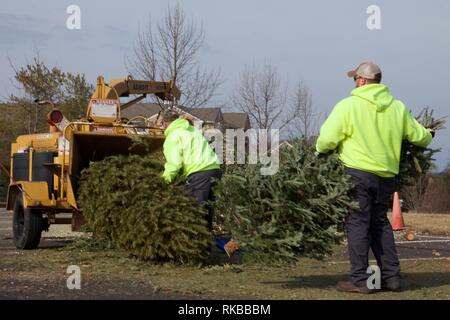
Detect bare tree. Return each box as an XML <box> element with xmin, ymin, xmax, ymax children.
<box><xmin>232</xmin><ymin>61</ymin><xmax>313</xmax><ymax>134</ymax></box>
<box><xmin>232</xmin><ymin>61</ymin><xmax>286</xmax><ymax>129</ymax></box>
<box><xmin>126</xmin><ymin>3</ymin><xmax>222</xmax><ymax>108</ymax></box>
<box><xmin>289</xmin><ymin>81</ymin><xmax>319</xmax><ymax>140</ymax></box>
<box><xmin>401</xmin><ymin>175</ymin><xmax>430</xmax><ymax>211</ymax></box>
<box><xmin>402</xmin><ymin>174</ymin><xmax>450</xmax><ymax>212</ymax></box>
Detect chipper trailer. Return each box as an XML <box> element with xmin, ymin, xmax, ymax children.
<box><xmin>6</xmin><ymin>75</ymin><xmax>180</xmax><ymax>249</ymax></box>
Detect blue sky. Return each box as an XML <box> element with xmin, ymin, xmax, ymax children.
<box><xmin>1</xmin><ymin>0</ymin><xmax>449</xmax><ymax>170</ymax></box>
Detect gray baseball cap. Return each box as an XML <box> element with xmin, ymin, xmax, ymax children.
<box><xmin>347</xmin><ymin>62</ymin><xmax>382</xmax><ymax>80</ymax></box>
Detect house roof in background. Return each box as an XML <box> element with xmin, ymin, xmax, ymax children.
<box><xmin>189</xmin><ymin>107</ymin><xmax>221</xmax><ymax>123</ymax></box>
<box><xmin>121</xmin><ymin>103</ymin><xmax>161</xmax><ymax>119</ymax></box>
<box><xmin>121</xmin><ymin>103</ymin><xmax>250</xmax><ymax>129</ymax></box>
<box><xmin>222</xmin><ymin>112</ymin><xmax>250</xmax><ymax>129</ymax></box>
<box><xmin>122</xmin><ymin>103</ymin><xmax>221</xmax><ymax>121</ymax></box>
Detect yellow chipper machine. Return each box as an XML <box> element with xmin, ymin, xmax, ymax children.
<box><xmin>6</xmin><ymin>75</ymin><xmax>180</xmax><ymax>249</ymax></box>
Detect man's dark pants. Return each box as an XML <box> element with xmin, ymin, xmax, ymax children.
<box><xmin>344</xmin><ymin>167</ymin><xmax>400</xmax><ymax>287</ymax></box>
<box><xmin>185</xmin><ymin>169</ymin><xmax>222</xmax><ymax>231</ymax></box>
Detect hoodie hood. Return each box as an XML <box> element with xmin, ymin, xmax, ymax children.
<box><xmin>351</xmin><ymin>84</ymin><xmax>394</xmax><ymax>112</ymax></box>
<box><xmin>164</xmin><ymin>118</ymin><xmax>190</xmax><ymax>137</ymax></box>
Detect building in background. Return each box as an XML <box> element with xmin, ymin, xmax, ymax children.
<box><xmin>121</xmin><ymin>103</ymin><xmax>251</xmax><ymax>132</ymax></box>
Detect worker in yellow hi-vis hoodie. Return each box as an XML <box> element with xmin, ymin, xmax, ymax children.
<box><xmin>316</xmin><ymin>62</ymin><xmax>433</xmax><ymax>294</ymax></box>
<box><xmin>161</xmin><ymin>111</ymin><xmax>220</xmax><ymax>231</ymax></box>
<box><xmin>161</xmin><ymin>110</ymin><xmax>239</xmax><ymax>257</ymax></box>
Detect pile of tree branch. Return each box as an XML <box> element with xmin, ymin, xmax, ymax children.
<box><xmin>78</xmin><ymin>154</ymin><xmax>210</xmax><ymax>264</ymax></box>
<box><xmin>398</xmin><ymin>107</ymin><xmax>446</xmax><ymax>189</ymax></box>
<box><xmin>214</xmin><ymin>140</ymin><xmax>356</xmax><ymax>263</ymax></box>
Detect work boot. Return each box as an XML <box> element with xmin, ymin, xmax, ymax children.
<box><xmin>224</xmin><ymin>239</ymin><xmax>239</xmax><ymax>257</ymax></box>
<box><xmin>381</xmin><ymin>278</ymin><xmax>401</xmax><ymax>292</ymax></box>
<box><xmin>336</xmin><ymin>280</ymin><xmax>375</xmax><ymax>294</ymax></box>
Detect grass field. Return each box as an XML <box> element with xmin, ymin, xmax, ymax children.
<box><xmin>1</xmin><ymin>237</ymin><xmax>449</xmax><ymax>300</ymax></box>
<box><xmin>1</xmin><ymin>211</ymin><xmax>449</xmax><ymax>299</ymax></box>
<box><xmin>388</xmin><ymin>212</ymin><xmax>450</xmax><ymax>236</ymax></box>
<box><xmin>0</xmin><ymin>213</ymin><xmax>450</xmax><ymax>299</ymax></box>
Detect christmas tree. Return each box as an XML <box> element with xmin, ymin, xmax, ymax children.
<box><xmin>398</xmin><ymin>107</ymin><xmax>446</xmax><ymax>189</ymax></box>
<box><xmin>214</xmin><ymin>140</ymin><xmax>356</xmax><ymax>263</ymax></box>
<box><xmin>78</xmin><ymin>154</ymin><xmax>211</xmax><ymax>264</ymax></box>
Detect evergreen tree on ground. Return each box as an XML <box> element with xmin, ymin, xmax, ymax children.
<box><xmin>78</xmin><ymin>154</ymin><xmax>210</xmax><ymax>264</ymax></box>
<box><xmin>215</xmin><ymin>140</ymin><xmax>357</xmax><ymax>263</ymax></box>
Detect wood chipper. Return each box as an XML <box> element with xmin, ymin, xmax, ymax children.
<box><xmin>6</xmin><ymin>75</ymin><xmax>180</xmax><ymax>249</ymax></box>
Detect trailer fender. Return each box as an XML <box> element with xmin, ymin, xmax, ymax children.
<box><xmin>7</xmin><ymin>182</ymin><xmax>51</xmax><ymax>210</ymax></box>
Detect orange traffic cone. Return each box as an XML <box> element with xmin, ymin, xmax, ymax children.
<box><xmin>391</xmin><ymin>192</ymin><xmax>405</xmax><ymax>231</ymax></box>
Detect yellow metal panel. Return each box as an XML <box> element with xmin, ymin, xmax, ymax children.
<box><xmin>8</xmin><ymin>182</ymin><xmax>52</xmax><ymax>208</ymax></box>
<box><xmin>16</xmin><ymin>133</ymin><xmax>60</xmax><ymax>151</ymax></box>
<box><xmin>20</xmin><ymin>181</ymin><xmax>52</xmax><ymax>207</ymax></box>
<box><xmin>11</xmin><ymin>143</ymin><xmax>18</xmax><ymax>154</ymax></box>
<box><xmin>66</xmin><ymin>176</ymin><xmax>77</xmax><ymax>209</ymax></box>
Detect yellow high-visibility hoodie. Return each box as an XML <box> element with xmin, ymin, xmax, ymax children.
<box><xmin>316</xmin><ymin>84</ymin><xmax>432</xmax><ymax>177</ymax></box>
<box><xmin>162</xmin><ymin>118</ymin><xmax>220</xmax><ymax>183</ymax></box>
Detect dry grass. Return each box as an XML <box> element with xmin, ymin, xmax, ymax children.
<box><xmin>1</xmin><ymin>243</ymin><xmax>449</xmax><ymax>300</ymax></box>
<box><xmin>3</xmin><ymin>212</ymin><xmax>449</xmax><ymax>299</ymax></box>
<box><xmin>388</xmin><ymin>212</ymin><xmax>450</xmax><ymax>236</ymax></box>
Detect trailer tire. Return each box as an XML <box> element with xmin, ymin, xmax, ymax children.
<box><xmin>12</xmin><ymin>193</ymin><xmax>43</xmax><ymax>249</ymax></box>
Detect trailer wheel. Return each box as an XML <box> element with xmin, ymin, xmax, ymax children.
<box><xmin>12</xmin><ymin>193</ymin><xmax>43</xmax><ymax>249</ymax></box>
